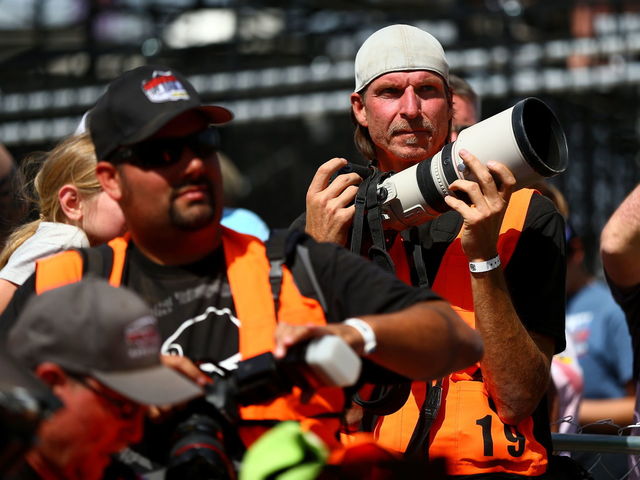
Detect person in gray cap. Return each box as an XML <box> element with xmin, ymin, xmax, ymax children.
<box><xmin>4</xmin><ymin>278</ymin><xmax>202</xmax><ymax>480</ymax></box>
<box><xmin>300</xmin><ymin>24</ymin><xmax>566</xmax><ymax>477</ymax></box>
<box><xmin>0</xmin><ymin>65</ymin><xmax>483</xmax><ymax>473</ymax></box>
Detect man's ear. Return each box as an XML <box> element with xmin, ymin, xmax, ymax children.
<box><xmin>351</xmin><ymin>92</ymin><xmax>368</xmax><ymax>128</ymax></box>
<box><xmin>58</xmin><ymin>184</ymin><xmax>82</xmax><ymax>223</ymax></box>
<box><xmin>34</xmin><ymin>362</ymin><xmax>68</xmax><ymax>389</ymax></box>
<box><xmin>96</xmin><ymin>161</ymin><xmax>122</xmax><ymax>201</ymax></box>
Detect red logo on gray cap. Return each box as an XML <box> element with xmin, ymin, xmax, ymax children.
<box><xmin>125</xmin><ymin>316</ymin><xmax>161</xmax><ymax>359</ymax></box>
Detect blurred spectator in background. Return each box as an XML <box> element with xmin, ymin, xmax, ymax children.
<box><xmin>601</xmin><ymin>184</ymin><xmax>640</xmax><ymax>480</ymax></box>
<box><xmin>565</xmin><ymin>222</ymin><xmax>633</xmax><ymax>431</ymax></box>
<box><xmin>0</xmin><ymin>133</ymin><xmax>126</xmax><ymax>313</ymax></box>
<box><xmin>538</xmin><ymin>179</ymin><xmax>632</xmax><ymax>476</ymax></box>
<box><xmin>4</xmin><ymin>279</ymin><xmax>201</xmax><ymax>480</ymax></box>
<box><xmin>0</xmin><ymin>144</ymin><xmax>28</xmax><ymax>250</ymax></box>
<box><xmin>449</xmin><ymin>73</ymin><xmax>480</xmax><ymax>142</ymax></box>
<box><xmin>532</xmin><ymin>181</ymin><xmax>583</xmax><ymax>438</ymax></box>
<box><xmin>218</xmin><ymin>151</ymin><xmax>269</xmax><ymax>241</ymax></box>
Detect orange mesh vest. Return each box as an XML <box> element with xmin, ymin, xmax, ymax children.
<box><xmin>34</xmin><ymin>228</ymin><xmax>345</xmax><ymax>449</ymax></box>
<box><xmin>374</xmin><ymin>189</ymin><xmax>549</xmax><ymax>476</ymax></box>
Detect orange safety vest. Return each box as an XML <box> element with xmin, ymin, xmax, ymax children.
<box><xmin>375</xmin><ymin>189</ymin><xmax>549</xmax><ymax>476</ymax></box>
<box><xmin>34</xmin><ymin>227</ymin><xmax>345</xmax><ymax>449</ymax></box>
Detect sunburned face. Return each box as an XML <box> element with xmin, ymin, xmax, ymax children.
<box><xmin>115</xmin><ymin>112</ymin><xmax>224</xmax><ymax>236</ymax></box>
<box><xmin>351</xmin><ymin>70</ymin><xmax>452</xmax><ymax>173</ymax></box>
<box><xmin>33</xmin><ymin>375</ymin><xmax>145</xmax><ymax>480</ymax></box>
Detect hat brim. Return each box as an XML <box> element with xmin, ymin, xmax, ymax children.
<box><xmin>123</xmin><ymin>104</ymin><xmax>234</xmax><ymax>147</ymax></box>
<box><xmin>92</xmin><ymin>365</ymin><xmax>203</xmax><ymax>406</ymax></box>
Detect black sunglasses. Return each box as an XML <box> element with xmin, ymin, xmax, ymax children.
<box><xmin>109</xmin><ymin>127</ymin><xmax>221</xmax><ymax>169</ymax></box>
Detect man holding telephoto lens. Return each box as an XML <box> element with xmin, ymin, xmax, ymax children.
<box><xmin>0</xmin><ymin>65</ymin><xmax>484</xmax><ymax>476</ymax></box>
<box><xmin>297</xmin><ymin>24</ymin><xmax>567</xmax><ymax>478</ymax></box>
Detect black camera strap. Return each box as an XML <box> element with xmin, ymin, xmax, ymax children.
<box><xmin>350</xmin><ymin>168</ymin><xmax>395</xmax><ymax>274</ymax></box>
<box><xmin>265</xmin><ymin>229</ymin><xmax>329</xmax><ymax>315</ymax></box>
<box><xmin>404</xmin><ymin>379</ymin><xmax>443</xmax><ymax>459</ymax></box>
<box><xmin>78</xmin><ymin>243</ymin><xmax>114</xmax><ymax>280</ymax></box>
<box><xmin>266</xmin><ymin>230</ymin><xmax>287</xmax><ymax>315</ymax></box>
<box><xmin>401</xmin><ymin>228</ymin><xmax>431</xmax><ymax>289</ymax></box>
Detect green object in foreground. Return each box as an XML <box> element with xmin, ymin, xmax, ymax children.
<box><xmin>240</xmin><ymin>421</ymin><xmax>329</xmax><ymax>480</ymax></box>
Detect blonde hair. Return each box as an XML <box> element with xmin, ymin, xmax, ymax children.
<box><xmin>0</xmin><ymin>133</ymin><xmax>100</xmax><ymax>268</ymax></box>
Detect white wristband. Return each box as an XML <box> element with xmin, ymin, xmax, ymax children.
<box><xmin>469</xmin><ymin>255</ymin><xmax>501</xmax><ymax>273</ymax></box>
<box><xmin>343</xmin><ymin>318</ymin><xmax>377</xmax><ymax>355</ymax></box>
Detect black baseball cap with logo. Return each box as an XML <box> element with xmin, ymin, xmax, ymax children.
<box><xmin>88</xmin><ymin>65</ymin><xmax>233</xmax><ymax>161</ymax></box>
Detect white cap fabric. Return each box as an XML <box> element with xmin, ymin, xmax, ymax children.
<box><xmin>354</xmin><ymin>24</ymin><xmax>449</xmax><ymax>93</ymax></box>
<box><xmin>74</xmin><ymin>110</ymin><xmax>89</xmax><ymax>135</ymax></box>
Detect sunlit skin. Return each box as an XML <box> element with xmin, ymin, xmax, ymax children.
<box><xmin>27</xmin><ymin>364</ymin><xmax>145</xmax><ymax>480</ymax></box>
<box><xmin>81</xmin><ymin>191</ymin><xmax>127</xmax><ymax>246</ymax></box>
<box><xmin>96</xmin><ymin>111</ymin><xmax>224</xmax><ymax>265</ymax></box>
<box><xmin>351</xmin><ymin>70</ymin><xmax>452</xmax><ymax>173</ymax></box>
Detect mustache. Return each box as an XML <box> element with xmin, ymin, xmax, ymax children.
<box><xmin>171</xmin><ymin>178</ymin><xmax>216</xmax><ymax>198</ymax></box>
<box><xmin>389</xmin><ymin>118</ymin><xmax>435</xmax><ymax>136</ymax></box>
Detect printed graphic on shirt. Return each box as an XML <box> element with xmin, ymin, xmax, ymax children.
<box><xmin>160</xmin><ymin>305</ymin><xmax>240</xmax><ymax>376</ymax></box>
<box><xmin>142</xmin><ymin>70</ymin><xmax>190</xmax><ymax>103</ymax></box>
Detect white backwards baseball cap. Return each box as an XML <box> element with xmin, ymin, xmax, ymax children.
<box><xmin>354</xmin><ymin>24</ymin><xmax>450</xmax><ymax>93</ymax></box>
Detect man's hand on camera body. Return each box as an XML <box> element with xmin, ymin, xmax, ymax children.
<box><xmin>305</xmin><ymin>157</ymin><xmax>362</xmax><ymax>246</ymax></box>
<box><xmin>147</xmin><ymin>354</ymin><xmax>212</xmax><ymax>421</ymax></box>
<box><xmin>444</xmin><ymin>149</ymin><xmax>516</xmax><ymax>262</ymax></box>
<box><xmin>273</xmin><ymin>321</ymin><xmax>366</xmax><ymax>359</ymax></box>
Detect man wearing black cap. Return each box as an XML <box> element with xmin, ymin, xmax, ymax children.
<box><xmin>4</xmin><ymin>279</ymin><xmax>202</xmax><ymax>480</ymax></box>
<box><xmin>298</xmin><ymin>24</ymin><xmax>566</xmax><ymax>477</ymax></box>
<box><xmin>0</xmin><ymin>65</ymin><xmax>483</xmax><ymax>471</ymax></box>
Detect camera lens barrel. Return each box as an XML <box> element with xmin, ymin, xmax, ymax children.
<box><xmin>378</xmin><ymin>97</ymin><xmax>568</xmax><ymax>230</ymax></box>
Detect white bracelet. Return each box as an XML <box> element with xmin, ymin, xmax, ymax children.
<box><xmin>343</xmin><ymin>318</ymin><xmax>377</xmax><ymax>355</ymax></box>
<box><xmin>469</xmin><ymin>255</ymin><xmax>501</xmax><ymax>273</ymax></box>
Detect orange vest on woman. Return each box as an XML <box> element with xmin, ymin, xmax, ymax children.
<box><xmin>375</xmin><ymin>189</ymin><xmax>549</xmax><ymax>476</ymax></box>
<box><xmin>34</xmin><ymin>227</ymin><xmax>345</xmax><ymax>449</ymax></box>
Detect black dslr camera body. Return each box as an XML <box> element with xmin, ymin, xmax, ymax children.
<box><xmin>166</xmin><ymin>335</ymin><xmax>361</xmax><ymax>480</ymax></box>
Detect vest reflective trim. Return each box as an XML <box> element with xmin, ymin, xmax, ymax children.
<box><xmin>35</xmin><ymin>228</ymin><xmax>345</xmax><ymax>448</ymax></box>
<box><xmin>376</xmin><ymin>189</ymin><xmax>548</xmax><ymax>476</ymax></box>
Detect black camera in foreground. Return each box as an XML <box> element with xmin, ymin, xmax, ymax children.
<box><xmin>166</xmin><ymin>335</ymin><xmax>361</xmax><ymax>480</ymax></box>
<box><xmin>346</xmin><ymin>97</ymin><xmax>568</xmax><ymax>231</ymax></box>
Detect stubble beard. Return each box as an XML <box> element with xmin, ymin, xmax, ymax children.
<box><xmin>169</xmin><ymin>181</ymin><xmax>218</xmax><ymax>231</ymax></box>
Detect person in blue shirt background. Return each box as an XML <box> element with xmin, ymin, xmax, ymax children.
<box><xmin>218</xmin><ymin>151</ymin><xmax>269</xmax><ymax>241</ymax></box>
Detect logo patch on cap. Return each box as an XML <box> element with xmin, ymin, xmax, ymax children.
<box><xmin>142</xmin><ymin>70</ymin><xmax>191</xmax><ymax>103</ymax></box>
<box><xmin>125</xmin><ymin>316</ymin><xmax>161</xmax><ymax>359</ymax></box>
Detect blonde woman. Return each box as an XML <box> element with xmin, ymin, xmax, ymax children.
<box><xmin>0</xmin><ymin>133</ymin><xmax>126</xmax><ymax>311</ymax></box>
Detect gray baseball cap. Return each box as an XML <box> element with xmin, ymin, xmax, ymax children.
<box><xmin>8</xmin><ymin>279</ymin><xmax>203</xmax><ymax>406</ymax></box>
<box><xmin>354</xmin><ymin>24</ymin><xmax>449</xmax><ymax>93</ymax></box>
